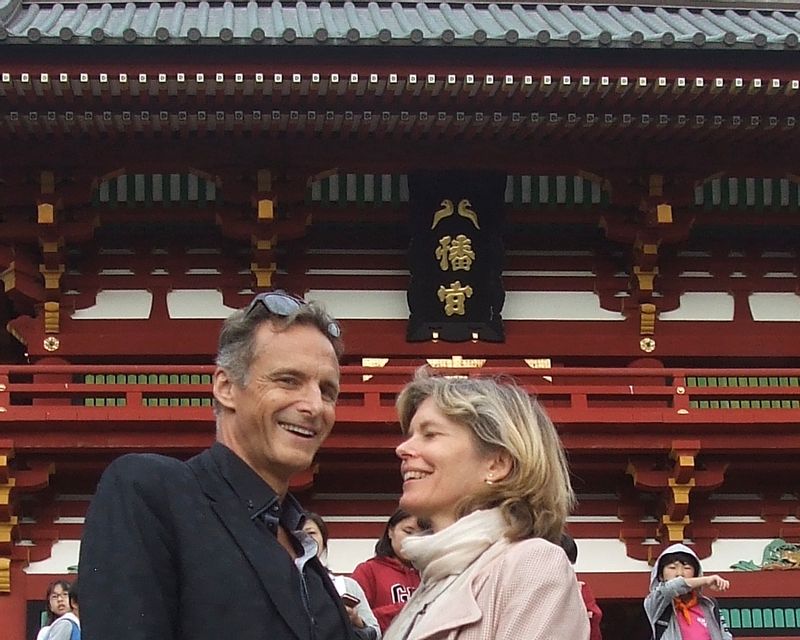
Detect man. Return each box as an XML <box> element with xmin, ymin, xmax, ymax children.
<box><xmin>45</xmin><ymin>580</ymin><xmax>80</xmax><ymax>640</ymax></box>
<box><xmin>79</xmin><ymin>291</ymin><xmax>355</xmax><ymax>640</ymax></box>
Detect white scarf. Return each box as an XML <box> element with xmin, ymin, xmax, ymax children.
<box><xmin>384</xmin><ymin>508</ymin><xmax>509</xmax><ymax>640</ymax></box>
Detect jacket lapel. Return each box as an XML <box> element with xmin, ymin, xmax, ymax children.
<box><xmin>312</xmin><ymin>556</ymin><xmax>356</xmax><ymax>633</ymax></box>
<box><xmin>189</xmin><ymin>450</ymin><xmax>314</xmax><ymax>640</ymax></box>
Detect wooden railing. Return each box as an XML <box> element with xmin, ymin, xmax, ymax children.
<box><xmin>1</xmin><ymin>364</ymin><xmax>799</xmax><ymax>452</ymax></box>
<box><xmin>1</xmin><ymin>364</ymin><xmax>800</xmax><ymax>417</ymax></box>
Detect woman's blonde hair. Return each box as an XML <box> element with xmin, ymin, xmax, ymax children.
<box><xmin>396</xmin><ymin>369</ymin><xmax>575</xmax><ymax>543</ymax></box>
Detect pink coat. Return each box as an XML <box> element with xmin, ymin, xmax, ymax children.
<box><xmin>399</xmin><ymin>538</ymin><xmax>590</xmax><ymax>640</ymax></box>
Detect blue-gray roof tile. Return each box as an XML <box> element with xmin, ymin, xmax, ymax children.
<box><xmin>1</xmin><ymin>1</ymin><xmax>799</xmax><ymax>49</ymax></box>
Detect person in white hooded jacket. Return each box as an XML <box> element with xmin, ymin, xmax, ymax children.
<box><xmin>644</xmin><ymin>543</ymin><xmax>732</xmax><ymax>640</ymax></box>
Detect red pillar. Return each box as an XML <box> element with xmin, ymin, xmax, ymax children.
<box><xmin>0</xmin><ymin>563</ymin><xmax>30</xmax><ymax>640</ymax></box>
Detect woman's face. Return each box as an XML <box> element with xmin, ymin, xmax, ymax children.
<box><xmin>48</xmin><ymin>584</ymin><xmax>70</xmax><ymax>616</ymax></box>
<box><xmin>387</xmin><ymin>516</ymin><xmax>422</xmax><ymax>562</ymax></box>
<box><xmin>302</xmin><ymin>519</ymin><xmax>326</xmax><ymax>557</ymax></box>
<box><xmin>395</xmin><ymin>397</ymin><xmax>497</xmax><ymax>531</ymax></box>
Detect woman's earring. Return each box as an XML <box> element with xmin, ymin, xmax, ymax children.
<box><xmin>484</xmin><ymin>474</ymin><xmax>494</xmax><ymax>485</ymax></box>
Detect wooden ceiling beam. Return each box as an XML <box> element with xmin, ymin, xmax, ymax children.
<box><xmin>6</xmin><ymin>313</ymin><xmax>800</xmax><ymax>359</ymax></box>
<box><xmin>3</xmin><ymin>135</ymin><xmax>798</xmax><ymax>178</ymax></box>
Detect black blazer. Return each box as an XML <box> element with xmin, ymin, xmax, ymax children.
<box><xmin>79</xmin><ymin>446</ymin><xmax>354</xmax><ymax>640</ymax></box>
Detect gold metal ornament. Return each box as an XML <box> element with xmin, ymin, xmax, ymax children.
<box><xmin>43</xmin><ymin>336</ymin><xmax>61</xmax><ymax>352</ymax></box>
<box><xmin>639</xmin><ymin>337</ymin><xmax>656</xmax><ymax>353</ymax></box>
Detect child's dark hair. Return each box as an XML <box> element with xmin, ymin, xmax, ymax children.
<box><xmin>658</xmin><ymin>551</ymin><xmax>701</xmax><ymax>579</ymax></box>
<box><xmin>375</xmin><ymin>509</ymin><xmax>415</xmax><ymax>558</ymax></box>
<box><xmin>69</xmin><ymin>579</ymin><xmax>79</xmax><ymax>607</ymax></box>
<box><xmin>303</xmin><ymin>511</ymin><xmax>330</xmax><ymax>551</ymax></box>
<box><xmin>559</xmin><ymin>532</ymin><xmax>578</xmax><ymax>564</ymax></box>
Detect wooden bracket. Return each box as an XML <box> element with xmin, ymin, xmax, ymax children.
<box><xmin>0</xmin><ymin>443</ymin><xmax>17</xmax><ymax>593</ymax></box>
<box><xmin>628</xmin><ymin>443</ymin><xmax>726</xmax><ymax>552</ymax></box>
<box><xmin>37</xmin><ymin>171</ymin><xmax>66</xmax><ymax>337</ymax></box>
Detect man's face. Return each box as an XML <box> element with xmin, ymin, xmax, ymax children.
<box><xmin>214</xmin><ymin>322</ymin><xmax>340</xmax><ymax>493</ymax></box>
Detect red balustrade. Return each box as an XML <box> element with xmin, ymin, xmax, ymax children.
<box><xmin>1</xmin><ymin>364</ymin><xmax>799</xmax><ymax>453</ymax></box>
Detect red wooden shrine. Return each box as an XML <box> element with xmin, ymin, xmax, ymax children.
<box><xmin>2</xmin><ymin>1</ymin><xmax>800</xmax><ymax>637</ymax></box>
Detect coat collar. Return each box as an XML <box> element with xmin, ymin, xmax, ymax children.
<box><xmin>187</xmin><ymin>446</ymin><xmax>350</xmax><ymax>640</ymax></box>
<box><xmin>387</xmin><ymin>535</ymin><xmax>509</xmax><ymax>640</ymax></box>
<box><xmin>206</xmin><ymin>442</ymin><xmax>306</xmax><ymax>535</ymax></box>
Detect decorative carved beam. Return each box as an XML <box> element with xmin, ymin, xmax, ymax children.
<box><xmin>214</xmin><ymin>168</ymin><xmax>314</xmax><ymax>292</ymax></box>
<box><xmin>8</xmin><ymin>461</ymin><xmax>60</xmax><ymax>566</ymax></box>
<box><xmin>617</xmin><ymin>481</ymin><xmax>659</xmax><ymax>563</ymax></box>
<box><xmin>7</xmin><ymin>129</ymin><xmax>800</xmax><ymax>179</ymax></box>
<box><xmin>251</xmin><ymin>168</ymin><xmax>278</xmax><ymax>289</ymax></box>
<box><xmin>0</xmin><ymin>441</ymin><xmax>18</xmax><ymax>593</ymax></box>
<box><xmin>600</xmin><ymin>172</ymin><xmax>695</xmax><ymax>355</ymax></box>
<box><xmin>37</xmin><ymin>171</ymin><xmax>66</xmax><ymax>339</ymax></box>
<box><xmin>627</xmin><ymin>440</ymin><xmax>727</xmax><ymax>554</ymax></box>
<box><xmin>0</xmin><ymin>246</ymin><xmax>44</xmax><ymax>315</ymax></box>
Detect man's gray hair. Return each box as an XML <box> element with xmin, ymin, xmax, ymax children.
<box><xmin>213</xmin><ymin>295</ymin><xmax>343</xmax><ymax>414</ymax></box>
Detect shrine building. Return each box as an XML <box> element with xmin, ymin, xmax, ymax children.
<box><xmin>2</xmin><ymin>0</ymin><xmax>800</xmax><ymax>637</ymax></box>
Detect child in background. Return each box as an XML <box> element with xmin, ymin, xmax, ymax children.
<box><xmin>37</xmin><ymin>580</ymin><xmax>72</xmax><ymax>640</ymax></box>
<box><xmin>302</xmin><ymin>512</ymin><xmax>381</xmax><ymax>640</ymax></box>
<box><xmin>351</xmin><ymin>509</ymin><xmax>423</xmax><ymax>633</ymax></box>
<box><xmin>45</xmin><ymin>579</ymin><xmax>80</xmax><ymax>640</ymax></box>
<box><xmin>645</xmin><ymin>543</ymin><xmax>732</xmax><ymax>640</ymax></box>
<box><xmin>560</xmin><ymin>533</ymin><xmax>603</xmax><ymax>640</ymax></box>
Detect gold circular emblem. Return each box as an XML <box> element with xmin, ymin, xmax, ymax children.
<box><xmin>43</xmin><ymin>336</ymin><xmax>61</xmax><ymax>352</ymax></box>
<box><xmin>639</xmin><ymin>337</ymin><xmax>656</xmax><ymax>353</ymax></box>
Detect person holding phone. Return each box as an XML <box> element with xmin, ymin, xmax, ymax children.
<box><xmin>303</xmin><ymin>511</ymin><xmax>381</xmax><ymax>640</ymax></box>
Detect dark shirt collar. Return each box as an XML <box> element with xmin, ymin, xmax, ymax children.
<box><xmin>210</xmin><ymin>442</ymin><xmax>306</xmax><ymax>534</ymax></box>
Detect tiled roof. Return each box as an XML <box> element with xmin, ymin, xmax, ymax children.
<box><xmin>1</xmin><ymin>1</ymin><xmax>799</xmax><ymax>49</ymax></box>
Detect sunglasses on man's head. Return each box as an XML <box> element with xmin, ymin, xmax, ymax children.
<box><xmin>245</xmin><ymin>290</ymin><xmax>341</xmax><ymax>338</ymax></box>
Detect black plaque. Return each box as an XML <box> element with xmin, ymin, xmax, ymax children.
<box><xmin>407</xmin><ymin>171</ymin><xmax>506</xmax><ymax>342</ymax></box>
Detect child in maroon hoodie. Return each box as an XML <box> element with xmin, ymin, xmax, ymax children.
<box><xmin>352</xmin><ymin>509</ymin><xmax>423</xmax><ymax>632</ymax></box>
<box><xmin>561</xmin><ymin>533</ymin><xmax>603</xmax><ymax>640</ymax></box>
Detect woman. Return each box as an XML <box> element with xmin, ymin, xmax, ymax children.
<box><xmin>37</xmin><ymin>580</ymin><xmax>72</xmax><ymax>640</ymax></box>
<box><xmin>303</xmin><ymin>512</ymin><xmax>382</xmax><ymax>640</ymax></box>
<box><xmin>384</xmin><ymin>371</ymin><xmax>589</xmax><ymax>640</ymax></box>
<box><xmin>351</xmin><ymin>509</ymin><xmax>423</xmax><ymax>632</ymax></box>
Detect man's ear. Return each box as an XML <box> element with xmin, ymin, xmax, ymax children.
<box><xmin>213</xmin><ymin>367</ymin><xmax>237</xmax><ymax>411</ymax></box>
<box><xmin>486</xmin><ymin>450</ymin><xmax>513</xmax><ymax>483</ymax></box>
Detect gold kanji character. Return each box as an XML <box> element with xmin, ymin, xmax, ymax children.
<box><xmin>437</xmin><ymin>281</ymin><xmax>473</xmax><ymax>316</ymax></box>
<box><xmin>435</xmin><ymin>234</ymin><xmax>475</xmax><ymax>271</ymax></box>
